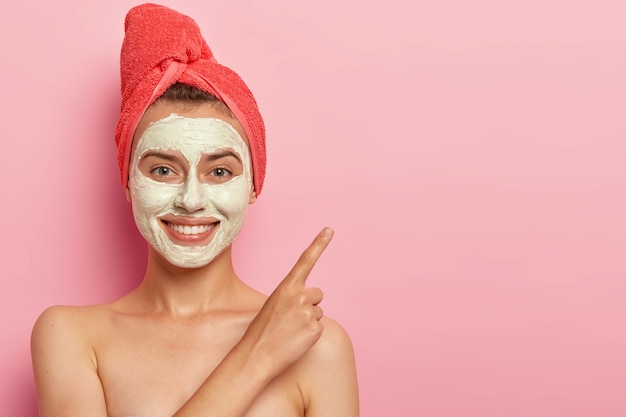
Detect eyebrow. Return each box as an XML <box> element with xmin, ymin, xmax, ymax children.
<box><xmin>202</xmin><ymin>150</ymin><xmax>242</xmax><ymax>163</ymax></box>
<box><xmin>140</xmin><ymin>151</ymin><xmax>182</xmax><ymax>162</ymax></box>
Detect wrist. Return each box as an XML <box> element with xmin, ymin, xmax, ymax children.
<box><xmin>226</xmin><ymin>335</ymin><xmax>277</xmax><ymax>385</ymax></box>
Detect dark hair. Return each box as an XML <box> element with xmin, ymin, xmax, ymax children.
<box><xmin>157</xmin><ymin>83</ymin><xmax>234</xmax><ymax>116</ymax></box>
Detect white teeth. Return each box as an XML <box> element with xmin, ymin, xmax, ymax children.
<box><xmin>167</xmin><ymin>222</ymin><xmax>213</xmax><ymax>235</ymax></box>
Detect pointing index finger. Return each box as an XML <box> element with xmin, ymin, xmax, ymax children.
<box><xmin>285</xmin><ymin>227</ymin><xmax>334</xmax><ymax>287</ymax></box>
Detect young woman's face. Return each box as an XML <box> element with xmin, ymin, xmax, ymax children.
<box><xmin>127</xmin><ymin>101</ymin><xmax>256</xmax><ymax>268</ymax></box>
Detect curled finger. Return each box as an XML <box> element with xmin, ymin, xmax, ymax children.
<box><xmin>313</xmin><ymin>305</ymin><xmax>324</xmax><ymax>321</ymax></box>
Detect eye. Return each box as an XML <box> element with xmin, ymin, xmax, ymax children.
<box><xmin>211</xmin><ymin>168</ymin><xmax>232</xmax><ymax>177</ymax></box>
<box><xmin>152</xmin><ymin>166</ymin><xmax>174</xmax><ymax>177</ymax></box>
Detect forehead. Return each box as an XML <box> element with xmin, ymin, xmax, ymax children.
<box><xmin>132</xmin><ymin>100</ymin><xmax>249</xmax><ymax>156</ymax></box>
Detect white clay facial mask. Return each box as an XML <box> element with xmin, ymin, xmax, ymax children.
<box><xmin>128</xmin><ymin>114</ymin><xmax>252</xmax><ymax>268</ymax></box>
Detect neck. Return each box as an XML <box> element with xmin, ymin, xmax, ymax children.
<box><xmin>136</xmin><ymin>245</ymin><xmax>244</xmax><ymax>317</ymax></box>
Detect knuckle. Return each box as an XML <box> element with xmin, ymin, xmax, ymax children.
<box><xmin>307</xmin><ymin>287</ymin><xmax>324</xmax><ymax>304</ymax></box>
<box><xmin>296</xmin><ymin>292</ymin><xmax>308</xmax><ymax>306</ymax></box>
<box><xmin>311</xmin><ymin>320</ymin><xmax>323</xmax><ymax>336</ymax></box>
<box><xmin>314</xmin><ymin>287</ymin><xmax>324</xmax><ymax>300</ymax></box>
<box><xmin>299</xmin><ymin>247</ymin><xmax>317</xmax><ymax>264</ymax></box>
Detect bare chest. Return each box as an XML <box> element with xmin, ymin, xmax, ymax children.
<box><xmin>94</xmin><ymin>314</ymin><xmax>304</xmax><ymax>417</ymax></box>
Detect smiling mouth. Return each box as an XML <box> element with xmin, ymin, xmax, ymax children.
<box><xmin>163</xmin><ymin>221</ymin><xmax>216</xmax><ymax>235</ymax></box>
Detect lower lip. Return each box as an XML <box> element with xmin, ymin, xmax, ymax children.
<box><xmin>161</xmin><ymin>220</ymin><xmax>219</xmax><ymax>246</ymax></box>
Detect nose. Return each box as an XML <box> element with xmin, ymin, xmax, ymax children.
<box><xmin>173</xmin><ymin>173</ymin><xmax>208</xmax><ymax>213</ymax></box>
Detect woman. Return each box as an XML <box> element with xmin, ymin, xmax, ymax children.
<box><xmin>31</xmin><ymin>4</ymin><xmax>359</xmax><ymax>417</ymax></box>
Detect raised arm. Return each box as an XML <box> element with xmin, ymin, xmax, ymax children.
<box><xmin>32</xmin><ymin>228</ymin><xmax>337</xmax><ymax>417</ymax></box>
<box><xmin>172</xmin><ymin>227</ymin><xmax>333</xmax><ymax>417</ymax></box>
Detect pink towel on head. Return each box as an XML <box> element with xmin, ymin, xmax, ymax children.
<box><xmin>114</xmin><ymin>3</ymin><xmax>267</xmax><ymax>195</ymax></box>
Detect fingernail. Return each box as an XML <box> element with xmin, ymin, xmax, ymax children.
<box><xmin>322</xmin><ymin>227</ymin><xmax>333</xmax><ymax>237</ymax></box>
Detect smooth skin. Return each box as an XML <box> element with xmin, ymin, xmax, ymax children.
<box><xmin>31</xmin><ymin>102</ymin><xmax>359</xmax><ymax>417</ymax></box>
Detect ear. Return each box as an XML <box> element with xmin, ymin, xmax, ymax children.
<box><xmin>248</xmin><ymin>188</ymin><xmax>257</xmax><ymax>204</ymax></box>
<box><xmin>125</xmin><ymin>187</ymin><xmax>132</xmax><ymax>203</ymax></box>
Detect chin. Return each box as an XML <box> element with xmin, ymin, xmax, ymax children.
<box><xmin>151</xmin><ymin>243</ymin><xmax>231</xmax><ymax>269</ymax></box>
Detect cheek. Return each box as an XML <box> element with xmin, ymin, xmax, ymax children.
<box><xmin>208</xmin><ymin>177</ymin><xmax>251</xmax><ymax>215</ymax></box>
<box><xmin>131</xmin><ymin>177</ymin><xmax>180</xmax><ymax>214</ymax></box>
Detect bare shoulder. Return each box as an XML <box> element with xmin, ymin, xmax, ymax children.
<box><xmin>32</xmin><ymin>304</ymin><xmax>109</xmax><ymax>345</ymax></box>
<box><xmin>33</xmin><ymin>303</ymin><xmax>103</xmax><ymax>325</ymax></box>
<box><xmin>295</xmin><ymin>316</ymin><xmax>359</xmax><ymax>417</ymax></box>
<box><xmin>310</xmin><ymin>316</ymin><xmax>355</xmax><ymax>360</ymax></box>
<box><xmin>296</xmin><ymin>316</ymin><xmax>357</xmax><ymax>379</ymax></box>
<box><xmin>31</xmin><ymin>302</ymin><xmax>119</xmax><ymax>370</ymax></box>
<box><xmin>31</xmin><ymin>305</ymin><xmax>111</xmax><ymax>417</ymax></box>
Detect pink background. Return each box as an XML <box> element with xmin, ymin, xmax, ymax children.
<box><xmin>1</xmin><ymin>1</ymin><xmax>625</xmax><ymax>416</ymax></box>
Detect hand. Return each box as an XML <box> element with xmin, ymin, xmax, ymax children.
<box><xmin>243</xmin><ymin>227</ymin><xmax>334</xmax><ymax>375</ymax></box>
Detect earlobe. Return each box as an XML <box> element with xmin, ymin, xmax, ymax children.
<box><xmin>248</xmin><ymin>189</ymin><xmax>257</xmax><ymax>204</ymax></box>
<box><xmin>125</xmin><ymin>187</ymin><xmax>132</xmax><ymax>203</ymax></box>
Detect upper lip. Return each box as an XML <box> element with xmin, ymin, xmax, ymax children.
<box><xmin>159</xmin><ymin>215</ymin><xmax>219</xmax><ymax>227</ymax></box>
